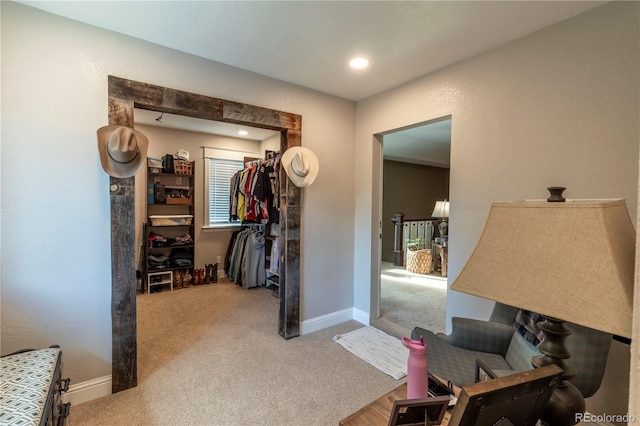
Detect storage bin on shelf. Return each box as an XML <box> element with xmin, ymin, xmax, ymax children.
<box><xmin>406</xmin><ymin>249</ymin><xmax>433</xmax><ymax>274</ymax></box>
<box><xmin>147</xmin><ymin>157</ymin><xmax>162</xmax><ymax>174</ymax></box>
<box><xmin>166</xmin><ymin>196</ymin><xmax>193</xmax><ymax>205</ymax></box>
<box><xmin>164</xmin><ymin>186</ymin><xmax>191</xmax><ymax>204</ymax></box>
<box><xmin>149</xmin><ymin>215</ymin><xmax>193</xmax><ymax>226</ymax></box>
<box><xmin>174</xmin><ymin>160</ymin><xmax>193</xmax><ymax>175</ymax></box>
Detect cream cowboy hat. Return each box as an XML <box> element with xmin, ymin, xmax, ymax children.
<box><xmin>97</xmin><ymin>125</ymin><xmax>149</xmax><ymax>178</ymax></box>
<box><xmin>281</xmin><ymin>146</ymin><xmax>319</xmax><ymax>187</ymax></box>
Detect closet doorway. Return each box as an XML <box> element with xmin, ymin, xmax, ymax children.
<box><xmin>106</xmin><ymin>76</ymin><xmax>303</xmax><ymax>393</ymax></box>
<box><xmin>372</xmin><ymin>117</ymin><xmax>451</xmax><ymax>337</ymax></box>
<box><xmin>132</xmin><ymin>109</ymin><xmax>280</xmax><ymax>291</ymax></box>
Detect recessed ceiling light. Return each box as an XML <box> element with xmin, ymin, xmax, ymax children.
<box><xmin>238</xmin><ymin>130</ymin><xmax>249</xmax><ymax>136</ymax></box>
<box><xmin>349</xmin><ymin>57</ymin><xmax>369</xmax><ymax>69</ymax></box>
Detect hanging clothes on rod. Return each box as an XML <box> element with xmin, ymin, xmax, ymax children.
<box><xmin>226</xmin><ymin>152</ymin><xmax>280</xmax><ymax>291</ymax></box>
<box><xmin>226</xmin><ymin>223</ymin><xmax>266</xmax><ymax>289</ymax></box>
<box><xmin>229</xmin><ymin>152</ymin><xmax>281</xmax><ymax>224</ymax></box>
<box><xmin>268</xmin><ymin>235</ymin><xmax>281</xmax><ymax>274</ymax></box>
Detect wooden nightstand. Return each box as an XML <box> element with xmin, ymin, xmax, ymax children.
<box><xmin>433</xmin><ymin>243</ymin><xmax>448</xmax><ymax>277</ymax></box>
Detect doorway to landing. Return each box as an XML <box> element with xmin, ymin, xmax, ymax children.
<box><xmin>372</xmin><ymin>117</ymin><xmax>451</xmax><ymax>338</ymax></box>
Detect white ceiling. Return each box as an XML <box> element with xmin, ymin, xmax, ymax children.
<box><xmin>383</xmin><ymin>118</ymin><xmax>452</xmax><ymax>168</ymax></box>
<box><xmin>20</xmin><ymin>1</ymin><xmax>607</xmax><ymax>166</ymax></box>
<box><xmin>21</xmin><ymin>1</ymin><xmax>607</xmax><ymax>102</ymax></box>
<box><xmin>134</xmin><ymin>108</ymin><xmax>280</xmax><ymax>142</ymax></box>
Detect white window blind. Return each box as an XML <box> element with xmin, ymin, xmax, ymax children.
<box><xmin>206</xmin><ymin>158</ymin><xmax>244</xmax><ymax>225</ymax></box>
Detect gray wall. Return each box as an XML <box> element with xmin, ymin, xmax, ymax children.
<box><xmin>355</xmin><ymin>2</ymin><xmax>638</xmax><ymax>416</ymax></box>
<box><xmin>382</xmin><ymin>160</ymin><xmax>449</xmax><ymax>262</ymax></box>
<box><xmin>1</xmin><ymin>2</ymin><xmax>356</xmax><ymax>384</ymax></box>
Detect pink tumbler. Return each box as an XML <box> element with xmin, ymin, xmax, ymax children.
<box><xmin>402</xmin><ymin>336</ymin><xmax>428</xmax><ymax>399</ymax></box>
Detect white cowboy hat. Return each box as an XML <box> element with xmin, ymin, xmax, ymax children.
<box><xmin>281</xmin><ymin>146</ymin><xmax>319</xmax><ymax>187</ymax></box>
<box><xmin>97</xmin><ymin>125</ymin><xmax>149</xmax><ymax>178</ymax></box>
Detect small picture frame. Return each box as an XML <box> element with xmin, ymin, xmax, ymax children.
<box><xmin>427</xmin><ymin>373</ymin><xmax>457</xmax><ymax>407</ymax></box>
<box><xmin>388</xmin><ymin>396</ymin><xmax>451</xmax><ymax>426</ymax></box>
<box><xmin>449</xmin><ymin>364</ymin><xmax>563</xmax><ymax>426</ymax></box>
<box><xmin>475</xmin><ymin>359</ymin><xmax>497</xmax><ymax>383</ymax></box>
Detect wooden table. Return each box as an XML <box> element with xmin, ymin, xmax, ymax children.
<box><xmin>339</xmin><ymin>383</ymin><xmax>455</xmax><ymax>426</ymax></box>
<box><xmin>339</xmin><ymin>371</ymin><xmax>605</xmax><ymax>426</ymax></box>
<box><xmin>433</xmin><ymin>243</ymin><xmax>448</xmax><ymax>277</ymax></box>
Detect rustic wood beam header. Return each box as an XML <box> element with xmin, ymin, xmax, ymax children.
<box><xmin>108</xmin><ymin>76</ymin><xmax>301</xmax><ymax>131</ymax></box>
<box><xmin>222</xmin><ymin>100</ymin><xmax>301</xmax><ymax>131</ymax></box>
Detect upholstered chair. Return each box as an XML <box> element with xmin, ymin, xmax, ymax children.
<box><xmin>411</xmin><ymin>303</ymin><xmax>613</xmax><ymax>398</ymax></box>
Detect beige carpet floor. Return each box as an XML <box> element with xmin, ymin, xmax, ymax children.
<box><xmin>372</xmin><ymin>261</ymin><xmax>447</xmax><ymax>339</ymax></box>
<box><xmin>66</xmin><ymin>280</ymin><xmax>401</xmax><ymax>426</ymax></box>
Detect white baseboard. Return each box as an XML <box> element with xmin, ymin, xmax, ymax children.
<box><xmin>62</xmin><ymin>375</ymin><xmax>111</xmax><ymax>406</ymax></box>
<box><xmin>352</xmin><ymin>308</ymin><xmax>370</xmax><ymax>325</ymax></box>
<box><xmin>301</xmin><ymin>307</ymin><xmax>369</xmax><ymax>335</ymax></box>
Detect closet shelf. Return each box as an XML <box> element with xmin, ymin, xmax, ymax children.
<box><xmin>148</xmin><ymin>266</ymin><xmax>194</xmax><ymax>273</ymax></box>
<box><xmin>148</xmin><ymin>244</ymin><xmax>195</xmax><ymax>250</ymax></box>
<box><xmin>143</xmin><ymin>160</ymin><xmax>195</xmax><ymax>294</ymax></box>
<box><xmin>149</xmin><ymin>172</ymin><xmax>193</xmax><ymax>178</ymax></box>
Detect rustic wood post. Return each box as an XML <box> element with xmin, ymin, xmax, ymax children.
<box><xmin>279</xmin><ymin>128</ymin><xmax>301</xmax><ymax>339</ymax></box>
<box><xmin>109</xmin><ymin>176</ymin><xmax>137</xmax><ymax>392</ymax></box>
<box><xmin>107</xmin><ymin>95</ymin><xmax>137</xmax><ymax>392</ymax></box>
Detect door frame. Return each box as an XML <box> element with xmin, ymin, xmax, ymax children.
<box><xmin>106</xmin><ymin>75</ymin><xmax>302</xmax><ymax>393</ymax></box>
<box><xmin>372</xmin><ymin>116</ymin><xmax>452</xmax><ymax>321</ymax></box>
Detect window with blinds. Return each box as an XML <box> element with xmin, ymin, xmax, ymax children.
<box><xmin>206</xmin><ymin>158</ymin><xmax>244</xmax><ymax>226</ymax></box>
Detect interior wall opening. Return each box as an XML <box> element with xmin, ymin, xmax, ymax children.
<box><xmin>132</xmin><ymin>109</ymin><xmax>281</xmax><ymax>290</ymax></box>
<box><xmin>131</xmin><ymin>109</ymin><xmax>283</xmax><ymax>383</ymax></box>
<box><xmin>106</xmin><ymin>76</ymin><xmax>303</xmax><ymax>393</ymax></box>
<box><xmin>371</xmin><ymin>116</ymin><xmax>451</xmax><ymax>338</ymax></box>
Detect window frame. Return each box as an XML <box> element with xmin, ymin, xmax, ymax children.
<box><xmin>203</xmin><ymin>156</ymin><xmax>245</xmax><ymax>229</ymax></box>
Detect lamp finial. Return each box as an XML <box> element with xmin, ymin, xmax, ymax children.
<box><xmin>547</xmin><ymin>187</ymin><xmax>566</xmax><ymax>202</ymax></box>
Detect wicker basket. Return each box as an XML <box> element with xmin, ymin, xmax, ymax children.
<box><xmin>174</xmin><ymin>160</ymin><xmax>193</xmax><ymax>175</ymax></box>
<box><xmin>406</xmin><ymin>249</ymin><xmax>433</xmax><ymax>274</ymax></box>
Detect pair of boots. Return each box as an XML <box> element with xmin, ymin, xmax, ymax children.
<box><xmin>193</xmin><ymin>269</ymin><xmax>205</xmax><ymax>285</ymax></box>
<box><xmin>174</xmin><ymin>270</ymin><xmax>191</xmax><ymax>289</ymax></box>
<box><xmin>204</xmin><ymin>263</ymin><xmax>218</xmax><ymax>284</ymax></box>
<box><xmin>190</xmin><ymin>264</ymin><xmax>218</xmax><ymax>285</ymax></box>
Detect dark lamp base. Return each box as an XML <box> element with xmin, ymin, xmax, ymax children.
<box><xmin>532</xmin><ymin>317</ymin><xmax>585</xmax><ymax>426</ymax></box>
<box><xmin>540</xmin><ymin>380</ymin><xmax>585</xmax><ymax>426</ymax></box>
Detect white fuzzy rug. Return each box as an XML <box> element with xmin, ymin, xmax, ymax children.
<box><xmin>333</xmin><ymin>326</ymin><xmax>409</xmax><ymax>380</ymax></box>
